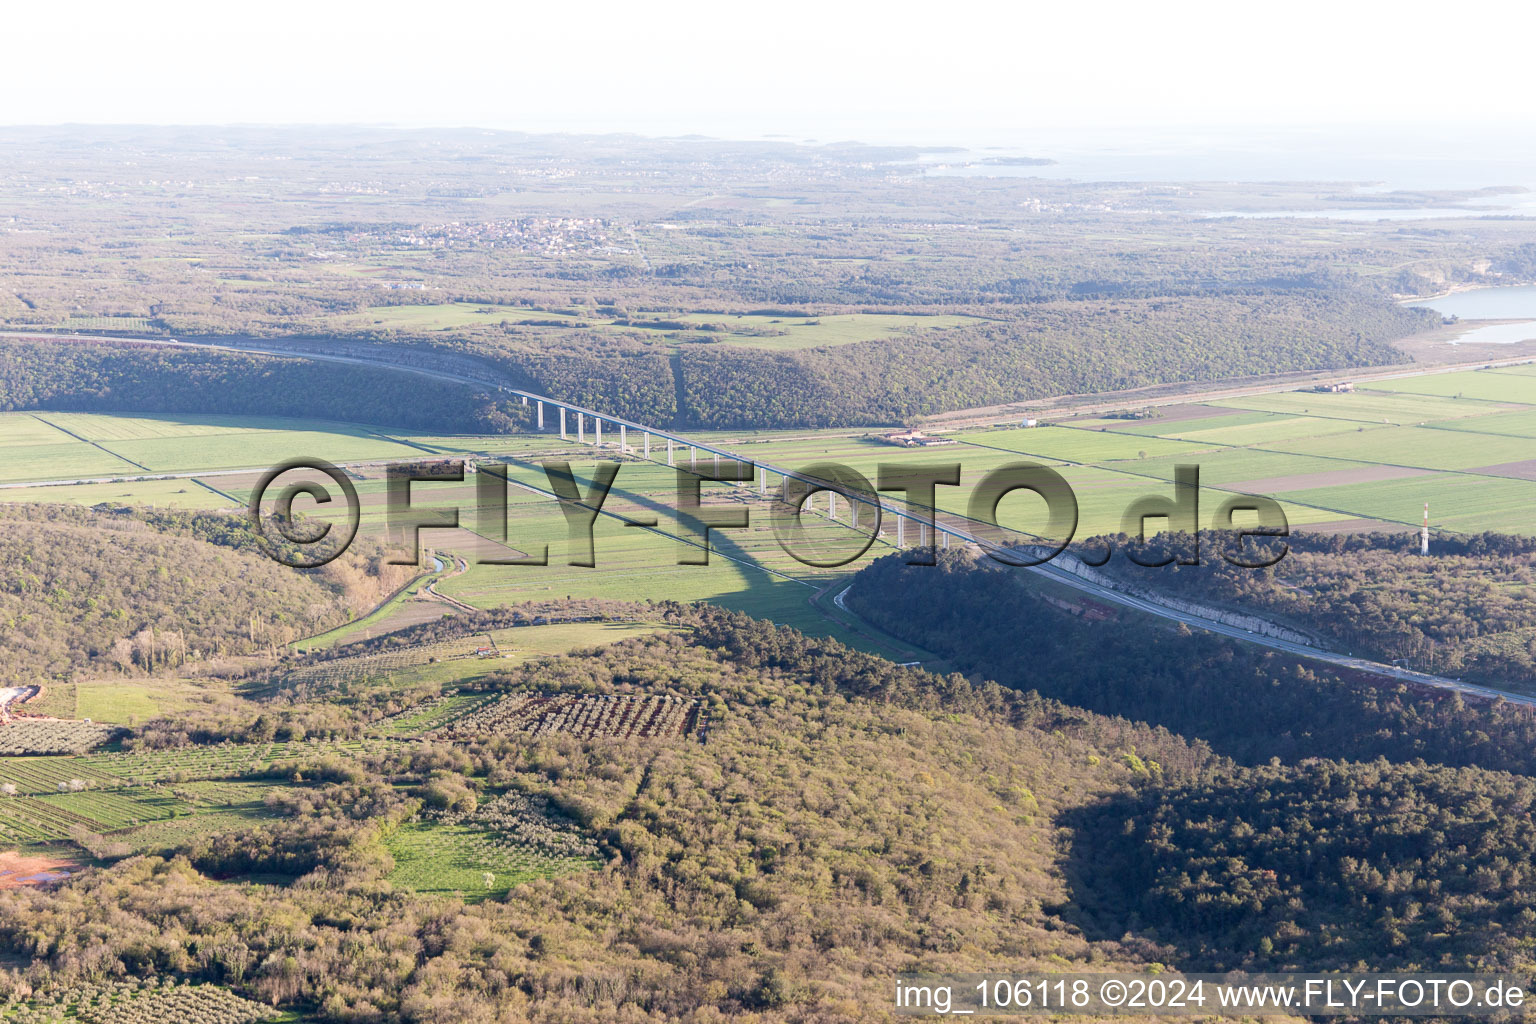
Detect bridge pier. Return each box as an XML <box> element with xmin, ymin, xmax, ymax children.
<box><xmin>690</xmin><ymin>447</ymin><xmax>696</xmax><ymax>470</ymax></box>
<box><xmin>850</xmin><ymin>500</ymin><xmax>858</xmax><ymax>529</ymax></box>
<box><xmin>713</xmin><ymin>452</ymin><xmax>719</xmax><ymax>473</ymax></box>
<box><xmin>559</xmin><ymin>407</ymin><xmax>566</xmax><ymax>439</ymax></box>
<box><xmin>577</xmin><ymin>414</ymin><xmax>585</xmax><ymax>443</ymax></box>
<box><xmin>537</xmin><ymin>401</ymin><xmax>544</xmax><ymax>430</ymax></box>
<box><xmin>896</xmin><ymin>517</ymin><xmax>905</xmax><ymax>547</ymax></box>
<box><xmin>828</xmin><ymin>492</ymin><xmax>838</xmax><ymax>520</ymax></box>
<box><xmin>619</xmin><ymin>423</ymin><xmax>627</xmax><ymax>453</ymax></box>
<box><xmin>644</xmin><ymin>432</ymin><xmax>650</xmax><ymax>458</ymax></box>
<box><xmin>666</xmin><ymin>438</ymin><xmax>674</xmax><ymax>466</ymax></box>
<box><xmin>759</xmin><ymin>470</ymin><xmax>766</xmax><ymax>495</ymax></box>
<box><xmin>942</xmin><ymin>531</ymin><xmax>949</xmax><ymax>549</ymax></box>
<box><xmin>595</xmin><ymin>417</ymin><xmax>602</xmax><ymax>447</ymax></box>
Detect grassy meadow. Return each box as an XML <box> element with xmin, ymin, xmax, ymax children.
<box><xmin>318</xmin><ymin>302</ymin><xmax>983</xmax><ymax>351</ymax></box>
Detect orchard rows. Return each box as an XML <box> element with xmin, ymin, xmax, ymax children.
<box><xmin>440</xmin><ymin>693</ymin><xmax>701</xmax><ymax>740</ymax></box>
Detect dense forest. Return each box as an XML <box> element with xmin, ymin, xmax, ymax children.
<box><xmin>847</xmin><ymin>548</ymin><xmax>1536</xmax><ymax>773</ymax></box>
<box><xmin>801</xmin><ymin>566</ymin><xmax>1536</xmax><ymax>972</ymax></box>
<box><xmin>664</xmin><ymin>294</ymin><xmax>1425</xmax><ymax>427</ymax></box>
<box><xmin>0</xmin><ymin>338</ymin><xmax>529</xmax><ymax>434</ymax></box>
<box><xmin>0</xmin><ymin>292</ymin><xmax>1432</xmax><ymax>431</ymax></box>
<box><xmin>0</xmin><ymin>616</ymin><xmax>1197</xmax><ymax>1020</ymax></box>
<box><xmin>8</xmin><ymin>610</ymin><xmax>1536</xmax><ymax>1019</ymax></box>
<box><xmin>1070</xmin><ymin>758</ymin><xmax>1536</xmax><ymax>971</ymax></box>
<box><xmin>1097</xmin><ymin>531</ymin><xmax>1536</xmax><ymax>686</ymax></box>
<box><xmin>0</xmin><ymin>504</ymin><xmax>411</xmax><ymax>685</ymax></box>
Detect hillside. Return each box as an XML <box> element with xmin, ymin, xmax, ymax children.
<box><xmin>1096</xmin><ymin>531</ymin><xmax>1536</xmax><ymax>687</ymax></box>
<box><xmin>0</xmin><ymin>612</ymin><xmax>1192</xmax><ymax>1020</ymax></box>
<box><xmin>0</xmin><ymin>504</ymin><xmax>412</xmax><ymax>686</ymax></box>
<box><xmin>1071</xmin><ymin>758</ymin><xmax>1536</xmax><ymax>971</ymax></box>
<box><xmin>0</xmin><ymin>293</ymin><xmax>1429</xmax><ymax>434</ymax></box>
<box><xmin>5</xmin><ymin>610</ymin><xmax>1536</xmax><ymax>1018</ymax></box>
<box><xmin>0</xmin><ymin>338</ymin><xmax>530</xmax><ymax>435</ymax></box>
<box><xmin>846</xmin><ymin>548</ymin><xmax>1536</xmax><ymax>772</ymax></box>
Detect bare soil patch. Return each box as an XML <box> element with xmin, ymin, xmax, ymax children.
<box><xmin>1469</xmin><ymin>459</ymin><xmax>1536</xmax><ymax>481</ymax></box>
<box><xmin>0</xmin><ymin>850</ymin><xmax>80</xmax><ymax>888</ymax></box>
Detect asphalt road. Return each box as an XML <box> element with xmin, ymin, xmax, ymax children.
<box><xmin>1019</xmin><ymin>558</ymin><xmax>1536</xmax><ymax>707</ymax></box>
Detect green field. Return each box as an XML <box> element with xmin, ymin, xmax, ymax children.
<box><xmin>324</xmin><ymin>303</ymin><xmax>982</xmax><ymax>351</ymax></box>
<box><xmin>1209</xmin><ymin>388</ymin><xmax>1515</xmax><ymax>423</ymax></box>
<box><xmin>1257</xmin><ymin>425</ymin><xmax>1536</xmax><ymax>472</ymax></box>
<box><xmin>612</xmin><ymin>311</ymin><xmax>982</xmax><ymax>350</ymax></box>
<box><xmin>1276</xmin><ymin>472</ymin><xmax>1536</xmax><ymax>534</ymax></box>
<box><xmin>958</xmin><ymin>425</ymin><xmax>1217</xmax><ymax>463</ymax></box>
<box><xmin>33</xmin><ymin>411</ymin><xmax>326</xmax><ymax>441</ymax></box>
<box><xmin>98</xmin><ymin>430</ymin><xmax>417</xmax><ymax>473</ymax></box>
<box><xmin>1159</xmin><ymin>414</ymin><xmax>1378</xmax><ymax>446</ymax></box>
<box><xmin>0</xmin><ymin>438</ymin><xmax>144</xmax><ymax>483</ymax></box>
<box><xmin>293</xmin><ymin>560</ymin><xmax>438</xmax><ymax>652</ymax></box>
<box><xmin>1129</xmin><ymin>448</ymin><xmax>1369</xmax><ymax>486</ymax></box>
<box><xmin>385</xmin><ymin>820</ymin><xmax>599</xmax><ymax>901</ymax></box>
<box><xmin>74</xmin><ymin>679</ymin><xmax>211</xmax><ymax>725</ymax></box>
<box><xmin>1429</xmin><ymin>407</ymin><xmax>1536</xmax><ymax>438</ymax></box>
<box><xmin>0</xmin><ymin>786</ymin><xmax>193</xmax><ymax>843</ymax></box>
<box><xmin>0</xmin><ymin>415</ymin><xmax>76</xmax><ymax>446</ymax></box>
<box><xmin>1069</xmin><ymin>410</ymin><xmax>1279</xmax><ymax>437</ymax></box>
<box><xmin>0</xmin><ymin>410</ymin><xmax>427</xmax><ymax>486</ymax></box>
<box><xmin>1362</xmin><ymin>372</ymin><xmax>1536</xmax><ymax>404</ymax></box>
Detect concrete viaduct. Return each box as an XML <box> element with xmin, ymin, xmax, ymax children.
<box><xmin>0</xmin><ymin>331</ymin><xmax>978</xmax><ymax>552</ymax></box>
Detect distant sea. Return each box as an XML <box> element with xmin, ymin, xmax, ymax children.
<box><xmin>872</xmin><ymin>123</ymin><xmax>1536</xmax><ymax>193</ymax></box>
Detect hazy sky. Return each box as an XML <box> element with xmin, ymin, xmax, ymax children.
<box><xmin>5</xmin><ymin>0</ymin><xmax>1531</xmax><ymax>145</ymax></box>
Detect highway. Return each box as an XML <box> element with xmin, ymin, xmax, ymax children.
<box><xmin>1017</xmin><ymin>559</ymin><xmax>1536</xmax><ymax>708</ymax></box>
<box><xmin>831</xmin><ymin>545</ymin><xmax>1536</xmax><ymax>708</ymax></box>
<box><xmin>13</xmin><ymin>327</ymin><xmax>1536</xmax><ymax>709</ymax></box>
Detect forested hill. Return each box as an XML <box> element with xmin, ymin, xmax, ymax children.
<box><xmin>10</xmin><ymin>610</ymin><xmax>1536</xmax><ymax>1017</ymax></box>
<box><xmin>311</xmin><ymin>293</ymin><xmax>1433</xmax><ymax>428</ymax></box>
<box><xmin>0</xmin><ymin>504</ymin><xmax>411</xmax><ymax>685</ymax></box>
<box><xmin>838</xmin><ymin>557</ymin><xmax>1536</xmax><ymax>973</ymax></box>
<box><xmin>0</xmin><ymin>337</ymin><xmax>530</xmax><ymax>434</ymax></box>
<box><xmin>1069</xmin><ymin>758</ymin><xmax>1536</xmax><ymax>971</ymax></box>
<box><xmin>1097</xmin><ymin>531</ymin><xmax>1536</xmax><ymax>687</ymax></box>
<box><xmin>667</xmin><ymin>294</ymin><xmax>1426</xmax><ymax>427</ymax></box>
<box><xmin>0</xmin><ymin>616</ymin><xmax>1196</xmax><ymax>1018</ymax></box>
<box><xmin>1</xmin><ymin>290</ymin><xmax>1429</xmax><ymax>431</ymax></box>
<box><xmin>846</xmin><ymin>548</ymin><xmax>1536</xmax><ymax>774</ymax></box>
